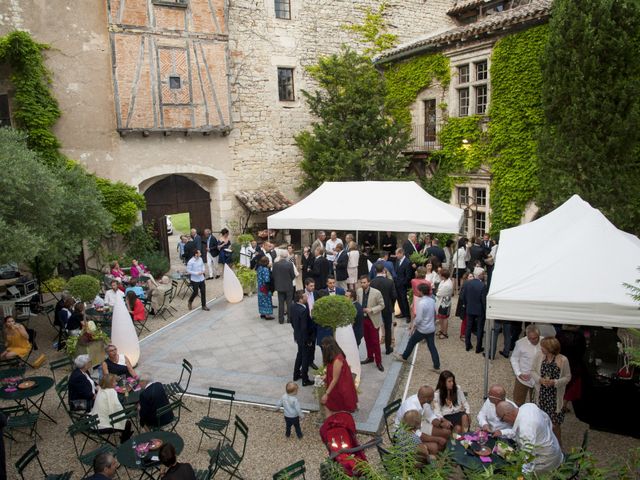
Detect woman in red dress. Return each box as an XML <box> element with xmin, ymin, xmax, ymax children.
<box><xmin>320</xmin><ymin>336</ymin><xmax>357</xmax><ymax>417</ymax></box>
<box><xmin>126</xmin><ymin>291</ymin><xmax>146</xmax><ymax>322</ymax></box>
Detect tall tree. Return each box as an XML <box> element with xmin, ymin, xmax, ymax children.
<box><xmin>538</xmin><ymin>0</ymin><xmax>640</xmax><ymax>233</ymax></box>
<box><xmin>296</xmin><ymin>47</ymin><xmax>410</xmax><ymax>193</ymax></box>
<box><xmin>0</xmin><ymin>128</ymin><xmax>111</xmax><ymax>266</ymax></box>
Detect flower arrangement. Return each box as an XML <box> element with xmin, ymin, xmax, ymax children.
<box><xmin>66</xmin><ymin>325</ymin><xmax>110</xmax><ymax>357</ymax></box>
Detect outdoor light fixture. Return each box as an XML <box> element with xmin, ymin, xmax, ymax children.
<box><xmin>223</xmin><ymin>264</ymin><xmax>244</xmax><ymax>303</ymax></box>
<box><xmin>111</xmin><ymin>294</ymin><xmax>140</xmax><ymax>366</ymax></box>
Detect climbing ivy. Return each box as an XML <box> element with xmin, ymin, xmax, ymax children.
<box><xmin>383</xmin><ymin>53</ymin><xmax>450</xmax><ymax>124</ymax></box>
<box><xmin>0</xmin><ymin>30</ymin><xmax>146</xmax><ymax>234</ymax></box>
<box><xmin>0</xmin><ymin>31</ymin><xmax>63</xmax><ymax>167</ymax></box>
<box><xmin>486</xmin><ymin>25</ymin><xmax>548</xmax><ymax>233</ymax></box>
<box><xmin>342</xmin><ymin>1</ymin><xmax>399</xmax><ymax>57</ymax></box>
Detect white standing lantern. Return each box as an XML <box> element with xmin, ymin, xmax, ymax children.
<box><xmin>111</xmin><ymin>295</ymin><xmax>140</xmax><ymax>366</ymax></box>
<box><xmin>223</xmin><ymin>264</ymin><xmax>244</xmax><ymax>303</ymax></box>
<box><xmin>335</xmin><ymin>325</ymin><xmax>361</xmax><ymax>388</ymax></box>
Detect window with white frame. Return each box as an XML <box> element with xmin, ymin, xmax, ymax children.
<box><xmin>474</xmin><ymin>187</ymin><xmax>486</xmax><ymax>206</ymax></box>
<box><xmin>457</xmin><ymin>186</ymin><xmax>470</xmax><ymax>205</ymax></box>
<box><xmin>475</xmin><ymin>211</ymin><xmax>486</xmax><ymax>238</ymax></box>
<box><xmin>455</xmin><ymin>59</ymin><xmax>489</xmax><ymax>117</ymax></box>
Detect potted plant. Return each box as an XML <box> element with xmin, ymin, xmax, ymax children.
<box><xmin>66</xmin><ymin>274</ymin><xmax>101</xmax><ymax>303</ymax></box>
<box><xmin>66</xmin><ymin>320</ymin><xmax>110</xmax><ymax>366</ymax></box>
<box><xmin>312</xmin><ymin>295</ymin><xmax>361</xmax><ymax>387</ymax></box>
<box><xmin>235</xmin><ymin>265</ymin><xmax>257</xmax><ymax>296</ymax></box>
<box><xmin>409</xmin><ymin>251</ymin><xmax>427</xmax><ymax>266</ymax></box>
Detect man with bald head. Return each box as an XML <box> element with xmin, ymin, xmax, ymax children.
<box><xmin>496</xmin><ymin>401</ymin><xmax>563</xmax><ymax>474</ymax></box>
<box><xmin>477</xmin><ymin>384</ymin><xmax>516</xmax><ymax>438</ymax></box>
<box><xmin>394</xmin><ymin>385</ymin><xmax>452</xmax><ymax>443</ymax></box>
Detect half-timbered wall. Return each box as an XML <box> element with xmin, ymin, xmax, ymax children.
<box><xmin>107</xmin><ymin>0</ymin><xmax>231</xmax><ymax>133</ymax></box>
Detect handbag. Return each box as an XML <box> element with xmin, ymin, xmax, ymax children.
<box><xmin>437</xmin><ymin>305</ymin><xmax>451</xmax><ymax>316</ymax></box>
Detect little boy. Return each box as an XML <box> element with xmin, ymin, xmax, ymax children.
<box><xmin>276</xmin><ymin>382</ymin><xmax>303</xmax><ymax>439</ymax></box>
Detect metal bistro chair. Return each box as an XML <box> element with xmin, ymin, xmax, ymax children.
<box><xmin>196</xmin><ymin>387</ymin><xmax>235</xmax><ymax>450</ymax></box>
<box><xmin>15</xmin><ymin>444</ymin><xmax>73</xmax><ymax>480</ymax></box>
<box><xmin>109</xmin><ymin>404</ymin><xmax>140</xmax><ymax>436</ymax></box>
<box><xmin>208</xmin><ymin>415</ymin><xmax>249</xmax><ymax>480</ymax></box>
<box><xmin>68</xmin><ymin>415</ymin><xmax>116</xmax><ymax>475</ymax></box>
<box><xmin>55</xmin><ymin>375</ymin><xmax>83</xmax><ymax>422</ymax></box>
<box><xmin>153</xmin><ymin>399</ymin><xmax>183</xmax><ymax>433</ymax></box>
<box><xmin>273</xmin><ymin>460</ymin><xmax>306</xmax><ymax>480</ymax></box>
<box><xmin>382</xmin><ymin>398</ymin><xmax>402</xmax><ymax>444</ymax></box>
<box><xmin>1</xmin><ymin>405</ymin><xmax>40</xmax><ymax>448</ymax></box>
<box><xmin>163</xmin><ymin>358</ymin><xmax>193</xmax><ymax>411</ymax></box>
<box><xmin>49</xmin><ymin>356</ymin><xmax>74</xmax><ymax>383</ymax></box>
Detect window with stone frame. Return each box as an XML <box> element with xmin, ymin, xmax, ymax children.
<box><xmin>0</xmin><ymin>94</ymin><xmax>10</xmax><ymax>127</ymax></box>
<box><xmin>474</xmin><ymin>187</ymin><xmax>487</xmax><ymax>206</ymax></box>
<box><xmin>275</xmin><ymin>0</ymin><xmax>291</xmax><ymax>19</ymax></box>
<box><xmin>476</xmin><ymin>60</ymin><xmax>488</xmax><ymax>81</ymax></box>
<box><xmin>458</xmin><ymin>88</ymin><xmax>470</xmax><ymax>117</ymax></box>
<box><xmin>457</xmin><ymin>186</ymin><xmax>470</xmax><ymax>205</ymax></box>
<box><xmin>278</xmin><ymin>67</ymin><xmax>295</xmax><ymax>101</ymax></box>
<box><xmin>458</xmin><ymin>64</ymin><xmax>470</xmax><ymax>84</ymax></box>
<box><xmin>476</xmin><ymin>85</ymin><xmax>488</xmax><ymax>115</ymax></box>
<box><xmin>474</xmin><ymin>210</ymin><xmax>486</xmax><ymax>238</ymax></box>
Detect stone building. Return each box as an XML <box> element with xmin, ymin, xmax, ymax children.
<box><xmin>376</xmin><ymin>0</ymin><xmax>550</xmax><ymax>237</ymax></box>
<box><xmin>0</xmin><ymin>0</ymin><xmax>456</xmax><ymax>237</ymax></box>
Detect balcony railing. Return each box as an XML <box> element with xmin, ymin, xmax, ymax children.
<box><xmin>406</xmin><ymin>123</ymin><xmax>441</xmax><ymax>152</ymax></box>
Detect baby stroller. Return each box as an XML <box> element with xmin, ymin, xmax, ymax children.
<box><xmin>319</xmin><ymin>412</ymin><xmax>381</xmax><ymax>477</ymax></box>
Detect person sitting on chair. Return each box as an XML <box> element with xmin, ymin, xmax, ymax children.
<box><xmin>85</xmin><ymin>452</ymin><xmax>119</xmax><ymax>479</ymax></box>
<box><xmin>0</xmin><ymin>315</ymin><xmax>31</xmax><ymax>360</ymax></box>
<box><xmin>101</xmin><ymin>344</ymin><xmax>136</xmax><ymax>378</ymax></box>
<box><xmin>90</xmin><ymin>374</ymin><xmax>133</xmax><ymax>443</ymax></box>
<box><xmin>138</xmin><ymin>372</ymin><xmax>174</xmax><ymax>429</ymax></box>
<box><xmin>126</xmin><ymin>291</ymin><xmax>146</xmax><ymax>323</ymax></box>
<box><xmin>104</xmin><ymin>280</ymin><xmax>124</xmax><ymax>307</ymax></box>
<box><xmin>69</xmin><ymin>354</ymin><xmax>97</xmax><ymax>412</ymax></box>
<box><xmin>159</xmin><ymin>442</ymin><xmax>196</xmax><ymax>480</ymax></box>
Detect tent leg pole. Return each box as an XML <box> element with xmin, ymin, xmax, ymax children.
<box><xmin>483</xmin><ymin>318</ymin><xmax>493</xmax><ymax>400</ymax></box>
<box><xmin>356</xmin><ymin>231</ymin><xmax>359</xmax><ymax>244</ymax></box>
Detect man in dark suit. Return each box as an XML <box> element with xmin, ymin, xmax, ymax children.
<box><xmin>272</xmin><ymin>251</ymin><xmax>296</xmax><ymax>324</ymax></box>
<box><xmin>334</xmin><ymin>243</ymin><xmax>349</xmax><ymax>290</ymax></box>
<box><xmin>290</xmin><ymin>290</ymin><xmax>315</xmax><ymax>386</ymax></box>
<box><xmin>311</xmin><ymin>247</ymin><xmax>331</xmax><ymax>290</ymax></box>
<box><xmin>469</xmin><ymin>237</ymin><xmax>486</xmax><ymax>268</ymax></box>
<box><xmin>301</xmin><ymin>246</ymin><xmax>314</xmax><ymax>284</ymax></box>
<box><xmin>368</xmin><ymin>251</ymin><xmax>396</xmax><ymax>280</ymax></box>
<box><xmin>318</xmin><ymin>276</ymin><xmax>345</xmax><ymax>297</ymax></box>
<box><xmin>139</xmin><ymin>377</ymin><xmax>174</xmax><ymax>429</ymax></box>
<box><xmin>370</xmin><ymin>262</ymin><xmax>397</xmax><ymax>355</ymax></box>
<box><xmin>426</xmin><ymin>238</ymin><xmax>446</xmax><ymax>264</ymax></box>
<box><xmin>394</xmin><ymin>248</ymin><xmax>413</xmax><ymax>320</ymax></box>
<box><xmin>463</xmin><ymin>270</ymin><xmax>487</xmax><ymax>353</ymax></box>
<box><xmin>481</xmin><ymin>233</ymin><xmax>494</xmax><ymax>256</ymax></box>
<box><xmin>345</xmin><ymin>290</ymin><xmax>364</xmax><ymax>347</ymax></box>
<box><xmin>250</xmin><ymin>243</ymin><xmax>266</xmax><ymax>270</ymax></box>
<box><xmin>402</xmin><ymin>233</ymin><xmax>419</xmax><ymax>258</ymax></box>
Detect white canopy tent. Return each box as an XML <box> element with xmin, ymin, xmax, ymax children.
<box><xmin>483</xmin><ymin>195</ymin><xmax>640</xmax><ymax>394</ymax></box>
<box><xmin>267</xmin><ymin>181</ymin><xmax>464</xmax><ymax>233</ymax></box>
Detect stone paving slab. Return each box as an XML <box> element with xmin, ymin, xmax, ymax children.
<box><xmin>139</xmin><ymin>294</ymin><xmax>408</xmax><ymax>433</ymax></box>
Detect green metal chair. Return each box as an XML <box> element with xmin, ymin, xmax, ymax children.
<box><xmin>196</xmin><ymin>387</ymin><xmax>235</xmax><ymax>450</ymax></box>
<box><xmin>382</xmin><ymin>398</ymin><xmax>402</xmax><ymax>443</ymax></box>
<box><xmin>1</xmin><ymin>405</ymin><xmax>40</xmax><ymax>449</ymax></box>
<box><xmin>273</xmin><ymin>460</ymin><xmax>306</xmax><ymax>479</ymax></box>
<box><xmin>109</xmin><ymin>404</ymin><xmax>140</xmax><ymax>435</ymax></box>
<box><xmin>163</xmin><ymin>358</ymin><xmax>193</xmax><ymax>410</ymax></box>
<box><xmin>55</xmin><ymin>374</ymin><xmax>81</xmax><ymax>420</ymax></box>
<box><xmin>67</xmin><ymin>416</ymin><xmax>116</xmax><ymax>475</ymax></box>
<box><xmin>153</xmin><ymin>399</ymin><xmax>182</xmax><ymax>433</ymax></box>
<box><xmin>208</xmin><ymin>415</ymin><xmax>249</xmax><ymax>480</ymax></box>
<box><xmin>194</xmin><ymin>455</ymin><xmax>216</xmax><ymax>480</ymax></box>
<box><xmin>15</xmin><ymin>444</ymin><xmax>73</xmax><ymax>480</ymax></box>
<box><xmin>49</xmin><ymin>356</ymin><xmax>73</xmax><ymax>383</ymax></box>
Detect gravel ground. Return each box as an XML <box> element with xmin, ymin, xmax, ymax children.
<box><xmin>3</xmin><ymin>274</ymin><xmax>638</xmax><ymax>479</ymax></box>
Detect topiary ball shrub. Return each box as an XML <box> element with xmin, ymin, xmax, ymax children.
<box><xmin>66</xmin><ymin>274</ymin><xmax>101</xmax><ymax>303</ymax></box>
<box><xmin>312</xmin><ymin>295</ymin><xmax>356</xmax><ymax>330</ymax></box>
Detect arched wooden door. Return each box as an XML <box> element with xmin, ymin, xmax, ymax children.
<box><xmin>143</xmin><ymin>175</ymin><xmax>212</xmax><ymax>258</ymax></box>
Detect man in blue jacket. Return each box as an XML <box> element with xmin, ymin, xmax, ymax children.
<box><xmin>463</xmin><ymin>270</ymin><xmax>487</xmax><ymax>353</ymax></box>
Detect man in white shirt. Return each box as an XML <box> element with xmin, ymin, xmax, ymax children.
<box><xmin>510</xmin><ymin>325</ymin><xmax>542</xmax><ymax>405</ymax></box>
<box><xmin>104</xmin><ymin>280</ymin><xmax>124</xmax><ymax>307</ymax></box>
<box><xmin>477</xmin><ymin>384</ymin><xmax>516</xmax><ymax>438</ymax></box>
<box><xmin>496</xmin><ymin>401</ymin><xmax>563</xmax><ymax>474</ymax></box>
<box><xmin>324</xmin><ymin>231</ymin><xmax>343</xmax><ymax>264</ymax></box>
<box><xmin>187</xmin><ymin>250</ymin><xmax>209</xmax><ymax>311</ymax></box>
<box><xmin>394</xmin><ymin>386</ymin><xmax>452</xmax><ymax>440</ymax></box>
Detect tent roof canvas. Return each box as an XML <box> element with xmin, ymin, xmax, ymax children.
<box><xmin>267</xmin><ymin>181</ymin><xmax>464</xmax><ymax>233</ymax></box>
<box><xmin>487</xmin><ymin>195</ymin><xmax>640</xmax><ymax>328</ymax></box>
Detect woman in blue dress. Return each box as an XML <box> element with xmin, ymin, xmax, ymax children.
<box><xmin>257</xmin><ymin>256</ymin><xmax>275</xmax><ymax>320</ymax></box>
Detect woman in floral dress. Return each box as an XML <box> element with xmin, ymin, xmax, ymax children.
<box><xmin>532</xmin><ymin>337</ymin><xmax>571</xmax><ymax>446</ymax></box>
<box><xmin>256</xmin><ymin>256</ymin><xmax>274</xmax><ymax>320</ymax></box>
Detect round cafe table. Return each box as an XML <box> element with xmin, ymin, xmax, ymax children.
<box><xmin>448</xmin><ymin>435</ymin><xmax>508</xmax><ymax>471</ymax></box>
<box><xmin>117</xmin><ymin>430</ymin><xmax>184</xmax><ymax>478</ymax></box>
<box><xmin>0</xmin><ymin>375</ymin><xmax>56</xmax><ymax>423</ymax></box>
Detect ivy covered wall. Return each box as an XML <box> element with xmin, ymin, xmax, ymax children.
<box><xmin>382</xmin><ymin>24</ymin><xmax>549</xmax><ymax>235</ymax></box>
<box><xmin>486</xmin><ymin>24</ymin><xmax>548</xmax><ymax>233</ymax></box>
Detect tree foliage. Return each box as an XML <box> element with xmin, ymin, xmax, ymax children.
<box><xmin>95</xmin><ymin>178</ymin><xmax>146</xmax><ymax>234</ymax></box>
<box><xmin>0</xmin><ymin>128</ymin><xmax>111</xmax><ymax>266</ymax></box>
<box><xmin>538</xmin><ymin>0</ymin><xmax>640</xmax><ymax>233</ymax></box>
<box><xmin>296</xmin><ymin>47</ymin><xmax>410</xmax><ymax>193</ymax></box>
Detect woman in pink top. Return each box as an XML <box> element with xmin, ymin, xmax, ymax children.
<box><xmin>110</xmin><ymin>260</ymin><xmax>128</xmax><ymax>282</ymax></box>
<box><xmin>410</xmin><ymin>266</ymin><xmax>431</xmax><ymax>319</ymax></box>
<box><xmin>130</xmin><ymin>259</ymin><xmax>149</xmax><ymax>278</ymax></box>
